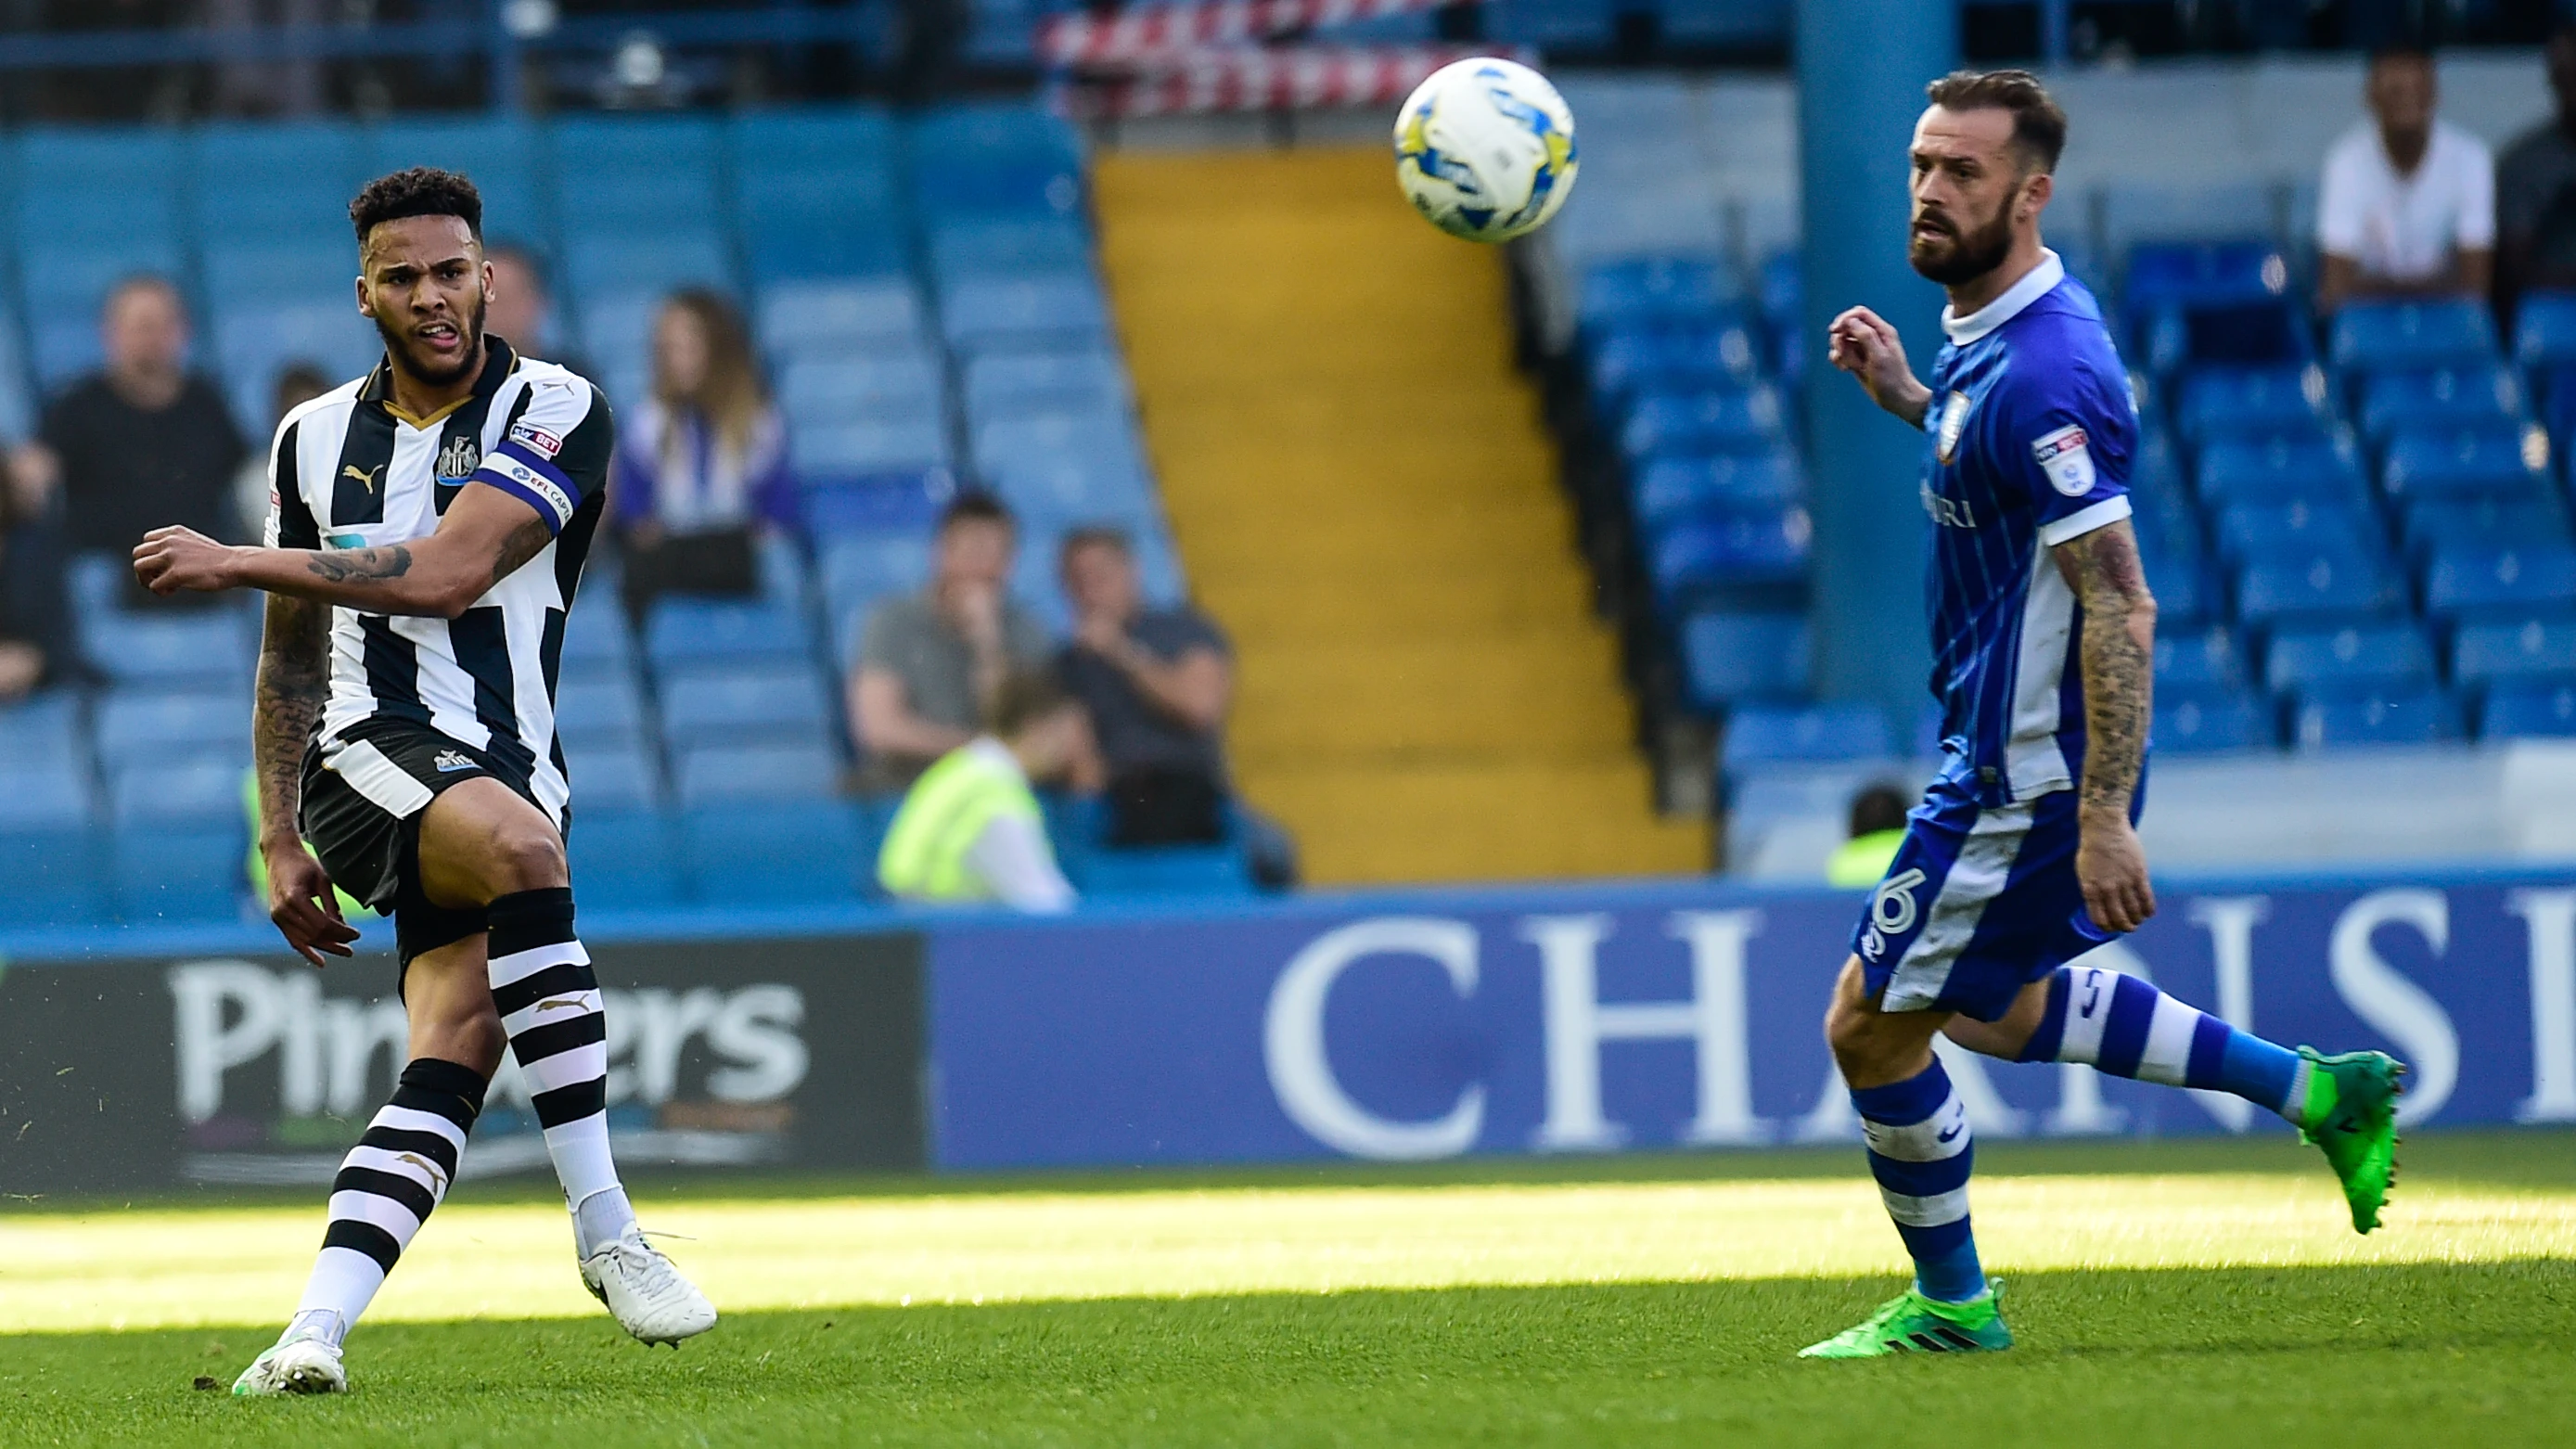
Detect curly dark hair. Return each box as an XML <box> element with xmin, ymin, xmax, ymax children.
<box><xmin>349</xmin><ymin>167</ymin><xmax>483</xmax><ymax>245</ymax></box>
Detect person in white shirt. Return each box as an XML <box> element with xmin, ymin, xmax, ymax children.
<box><xmin>2316</xmin><ymin>46</ymin><xmax>2494</xmax><ymax>313</ymax></box>
<box><xmin>877</xmin><ymin>669</ymin><xmax>1086</xmax><ymax>914</ymax></box>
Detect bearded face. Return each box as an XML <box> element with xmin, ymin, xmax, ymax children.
<box><xmin>1908</xmin><ymin>180</ymin><xmax>2021</xmax><ymax>288</ymax></box>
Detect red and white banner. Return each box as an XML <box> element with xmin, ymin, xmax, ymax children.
<box><xmin>1058</xmin><ymin>44</ymin><xmax>1527</xmax><ymax>118</ymax></box>
<box><xmin>1039</xmin><ymin>0</ymin><xmax>1454</xmax><ymax>68</ymax></box>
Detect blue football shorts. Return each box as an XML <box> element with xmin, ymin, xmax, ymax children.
<box><xmin>1849</xmin><ymin>767</ymin><xmax>2147</xmax><ymax>1022</ymax></box>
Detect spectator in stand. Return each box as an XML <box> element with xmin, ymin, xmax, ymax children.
<box><xmin>850</xmin><ymin>492</ymin><xmax>1053</xmax><ymax>791</ymax></box>
<box><xmin>2497</xmin><ymin>26</ymin><xmax>2576</xmax><ymax>324</ymax></box>
<box><xmin>608</xmin><ymin>289</ymin><xmax>793</xmax><ymax>616</ymax></box>
<box><xmin>1057</xmin><ymin>527</ymin><xmax>1297</xmax><ymax>888</ymax></box>
<box><xmin>0</xmin><ymin>442</ymin><xmax>70</xmax><ymax>702</ymax></box>
<box><xmin>17</xmin><ymin>276</ymin><xmax>245</xmax><ymax>607</ymax></box>
<box><xmin>230</xmin><ymin>361</ymin><xmax>332</xmax><ymax>543</ymax></box>
<box><xmin>2316</xmin><ymin>46</ymin><xmax>2493</xmax><ymax>314</ymax></box>
<box><xmin>877</xmin><ymin>669</ymin><xmax>1085</xmax><ymax>913</ymax></box>
<box><xmin>485</xmin><ymin>242</ymin><xmax>584</xmax><ymax>373</ymax></box>
<box><xmin>1825</xmin><ymin>782</ymin><xmax>1912</xmax><ymax>890</ymax></box>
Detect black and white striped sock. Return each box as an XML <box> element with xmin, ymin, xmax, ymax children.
<box><xmin>487</xmin><ymin>886</ymin><xmax>634</xmax><ymax>1257</ymax></box>
<box><xmin>288</xmin><ymin>1057</ymin><xmax>484</xmax><ymax>1345</ymax></box>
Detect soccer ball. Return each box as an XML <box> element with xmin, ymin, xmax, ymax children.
<box><xmin>1392</xmin><ymin>58</ymin><xmax>1579</xmax><ymax>244</ymax></box>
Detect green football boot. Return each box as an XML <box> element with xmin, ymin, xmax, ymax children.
<box><xmin>2296</xmin><ymin>1046</ymin><xmax>2405</xmax><ymax>1234</ymax></box>
<box><xmin>1799</xmin><ymin>1283</ymin><xmax>2013</xmax><ymax>1359</ymax></box>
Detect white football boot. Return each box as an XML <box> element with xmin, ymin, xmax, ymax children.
<box><xmin>230</xmin><ymin>1325</ymin><xmax>348</xmax><ymax>1396</ymax></box>
<box><xmin>582</xmin><ymin>1226</ymin><xmax>718</xmax><ymax>1346</ymax></box>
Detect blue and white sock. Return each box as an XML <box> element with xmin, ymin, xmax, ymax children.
<box><xmin>1852</xmin><ymin>1058</ymin><xmax>1986</xmax><ymax>1303</ymax></box>
<box><xmin>2018</xmin><ymin>965</ymin><xmax>2313</xmax><ymax>1123</ymax></box>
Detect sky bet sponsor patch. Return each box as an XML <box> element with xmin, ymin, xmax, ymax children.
<box><xmin>507</xmin><ymin>421</ymin><xmax>563</xmax><ymax>458</ymax></box>
<box><xmin>2030</xmin><ymin>423</ymin><xmax>2095</xmax><ymax>496</ymax></box>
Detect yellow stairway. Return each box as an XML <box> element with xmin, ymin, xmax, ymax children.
<box><xmin>1092</xmin><ymin>147</ymin><xmax>1708</xmax><ymax>884</ymax></box>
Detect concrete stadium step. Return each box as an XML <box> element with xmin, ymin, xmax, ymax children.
<box><xmin>1096</xmin><ymin>145</ymin><xmax>1708</xmax><ymax>885</ymax></box>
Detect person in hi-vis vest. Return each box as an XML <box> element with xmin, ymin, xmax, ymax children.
<box><xmin>878</xmin><ymin>669</ymin><xmax>1088</xmax><ymax>911</ymax></box>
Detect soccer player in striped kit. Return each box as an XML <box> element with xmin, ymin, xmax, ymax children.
<box><xmin>1801</xmin><ymin>71</ymin><xmax>2403</xmax><ymax>1358</ymax></box>
<box><xmin>133</xmin><ymin>169</ymin><xmax>714</xmax><ymax>1393</ymax></box>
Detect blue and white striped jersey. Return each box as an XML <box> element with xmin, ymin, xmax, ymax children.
<box><xmin>1916</xmin><ymin>250</ymin><xmax>2136</xmax><ymax>807</ymax></box>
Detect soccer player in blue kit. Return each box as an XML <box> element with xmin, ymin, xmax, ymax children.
<box><xmin>1799</xmin><ymin>70</ymin><xmax>2404</xmax><ymax>1359</ymax></box>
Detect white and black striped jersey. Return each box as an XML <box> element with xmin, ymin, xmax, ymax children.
<box><xmin>265</xmin><ymin>338</ymin><xmax>612</xmax><ymax>825</ymax></box>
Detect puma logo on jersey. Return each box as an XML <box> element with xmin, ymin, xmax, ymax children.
<box><xmin>533</xmin><ymin>997</ymin><xmax>585</xmax><ymax>1013</ymax></box>
<box><xmin>395</xmin><ymin>1152</ymin><xmax>447</xmax><ymax>1195</ymax></box>
<box><xmin>340</xmin><ymin>464</ymin><xmax>383</xmax><ymax>494</ymax></box>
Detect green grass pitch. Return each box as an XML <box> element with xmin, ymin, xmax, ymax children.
<box><xmin>6</xmin><ymin>1132</ymin><xmax>2574</xmax><ymax>1446</ymax></box>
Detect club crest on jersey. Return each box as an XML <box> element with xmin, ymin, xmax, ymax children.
<box><xmin>508</xmin><ymin>421</ymin><xmax>563</xmax><ymax>458</ymax></box>
<box><xmin>2031</xmin><ymin>423</ymin><xmax>2096</xmax><ymax>496</ymax></box>
<box><xmin>435</xmin><ymin>434</ymin><xmax>481</xmax><ymax>481</ymax></box>
<box><xmin>432</xmin><ymin>750</ymin><xmax>476</xmax><ymax>774</ymax></box>
<box><xmin>1934</xmin><ymin>391</ymin><xmax>1971</xmax><ymax>464</ymax></box>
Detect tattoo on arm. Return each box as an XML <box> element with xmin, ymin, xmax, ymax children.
<box><xmin>305</xmin><ymin>545</ymin><xmax>413</xmax><ymax>585</ymax></box>
<box><xmin>488</xmin><ymin>515</ymin><xmax>555</xmax><ymax>589</ymax></box>
<box><xmin>253</xmin><ymin>594</ymin><xmax>330</xmax><ymax>847</ymax></box>
<box><xmin>2056</xmin><ymin>521</ymin><xmax>2157</xmax><ymax>819</ymax></box>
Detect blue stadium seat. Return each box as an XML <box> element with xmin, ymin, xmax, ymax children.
<box><xmin>2454</xmin><ymin>617</ymin><xmax>2576</xmax><ymax>686</ymax></box>
<box><xmin>1720</xmin><ymin>703</ymin><xmax>1891</xmax><ymax>773</ymax></box>
<box><xmin>2235</xmin><ymin>553</ymin><xmax>2399</xmax><ymax>627</ymax></box>
<box><xmin>2379</xmin><ymin>423</ymin><xmax>2549</xmax><ymax>503</ymax></box>
<box><xmin>2178</xmin><ymin>365</ymin><xmax>2329</xmax><ymax>441</ymax></box>
<box><xmin>109</xmin><ymin>827</ymin><xmax>244</xmax><ymax>924</ymax></box>
<box><xmin>553</xmin><ymin>115</ymin><xmax>723</xmax><ymax>224</ymax></box>
<box><xmin>965</xmin><ymin>348</ymin><xmax>1127</xmax><ymax>417</ymax></box>
<box><xmin>2482</xmin><ymin>680</ymin><xmax>2576</xmax><ymax>738</ymax></box>
<box><xmin>567</xmin><ymin>808</ymin><xmax>682</xmax><ymax>911</ymax></box>
<box><xmin>1633</xmin><ymin>451</ymin><xmax>1801</xmax><ymax>530</ymax></box>
<box><xmin>1487</xmin><ymin>0</ymin><xmax>1621</xmax><ymax>47</ymax></box>
<box><xmin>746</xmin><ymin>224</ymin><xmax>907</xmax><ymax>285</ymax></box>
<box><xmin>1679</xmin><ymin>611</ymin><xmax>1808</xmax><ymax>710</ymax></box>
<box><xmin>973</xmin><ymin>409</ymin><xmax>1145</xmax><ymax>481</ymax></box>
<box><xmin>96</xmin><ymin>690</ymin><xmax>250</xmax><ymax>771</ymax></box>
<box><xmin>822</xmin><ymin>532</ymin><xmax>933</xmax><ymax>656</ymax></box>
<box><xmin>777</xmin><ymin>353</ymin><xmax>943</xmax><ymax>424</ymax></box>
<box><xmin>2358</xmin><ymin>365</ymin><xmax>2523</xmax><ymax>440</ymax></box>
<box><xmin>792</xmin><ymin>417</ymin><xmax>953</xmax><ymax>478</ymax></box>
<box><xmin>0</xmin><ymin>828</ymin><xmax>107</xmax><ymax>928</ymax></box>
<box><xmin>1076</xmin><ymin>843</ymin><xmax>1256</xmax><ymax>899</ymax></box>
<box><xmin>83</xmin><ymin>609</ymin><xmax>255</xmax><ymax>687</ymax></box>
<box><xmin>110</xmin><ymin>760</ymin><xmax>242</xmax><ymax>828</ymax></box>
<box><xmin>1578</xmin><ymin>258</ymin><xmax>1736</xmax><ymax>331</ymax></box>
<box><xmin>0</xmin><ymin>690</ymin><xmax>80</xmax><ymax>759</ymax></box>
<box><xmin>929</xmin><ymin>215</ymin><xmax>1092</xmax><ymax>279</ymax></box>
<box><xmin>678</xmin><ymin>799</ymin><xmax>872</xmax><ymax>902</ymax></box>
<box><xmin>553</xmin><ymin>676</ymin><xmax>645</xmax><ymax>745</ymax></box>
<box><xmin>2154</xmin><ymin>627</ymin><xmax>2248</xmax><ymax>700</ymax></box>
<box><xmin>2214</xmin><ymin>500</ymin><xmax>2383</xmax><ymax>566</ymax></box>
<box><xmin>1651</xmin><ymin>510</ymin><xmax>1810</xmax><ymax>598</ymax></box>
<box><xmin>803</xmin><ymin>474</ymin><xmax>950</xmax><ymax>538</ymax></box>
<box><xmin>756</xmin><ymin>278</ymin><xmax>924</xmax><ymax>357</ymax></box>
<box><xmin>2517</xmin><ymin>291</ymin><xmax>2576</xmax><ymax>368</ymax></box>
<box><xmin>2135</xmin><ymin>297</ymin><xmax>2308</xmax><ymax>375</ymax></box>
<box><xmin>674</xmin><ymin>741</ymin><xmax>840</xmax><ymax>806</ymax></box>
<box><xmin>2292</xmin><ymin>687</ymin><xmax>2461</xmax><ymax>749</ymax></box>
<box><xmin>2424</xmin><ymin>544</ymin><xmax>2576</xmax><ymax>621</ymax></box>
<box><xmin>368</xmin><ymin>118</ymin><xmax>544</xmax><ymax>238</ymax></box>
<box><xmin>2263</xmin><ymin>622</ymin><xmax>2436</xmax><ymax>698</ymax></box>
<box><xmin>2329</xmin><ymin>300</ymin><xmax>2498</xmax><ymax>374</ymax></box>
<box><xmin>645</xmin><ymin>598</ymin><xmax>814</xmax><ymax>666</ymax></box>
<box><xmin>939</xmin><ymin>275</ymin><xmax>1109</xmax><ymax>352</ymax></box>
<box><xmin>188</xmin><ymin>122</ymin><xmax>365</xmax><ymax>236</ymax></box>
<box><xmin>908</xmin><ymin>102</ymin><xmax>1083</xmax><ymax>170</ymax></box>
<box><xmin>0</xmin><ymin>764</ymin><xmax>91</xmax><ymax>832</ymax></box>
<box><xmin>737</xmin><ymin>169</ymin><xmax>902</xmax><ymax>236</ymax></box>
<box><xmin>1587</xmin><ymin>319</ymin><xmax>1763</xmax><ymax>405</ymax></box>
<box><xmin>988</xmin><ymin>454</ymin><xmax>1158</xmax><ymax>524</ymax></box>
<box><xmin>2154</xmin><ymin>693</ymin><xmax>2271</xmax><ymax>754</ymax></box>
<box><xmin>566</xmin><ymin>233</ymin><xmax>734</xmax><ymax>307</ymax></box>
<box><xmin>1620</xmin><ymin>387</ymin><xmax>1786</xmax><ymax>457</ymax></box>
<box><xmin>558</xmin><ymin>597</ymin><xmax>635</xmax><ymax>678</ymax></box>
<box><xmin>657</xmin><ymin>662</ymin><xmax>833</xmax><ymax>747</ymax></box>
<box><xmin>2194</xmin><ymin>435</ymin><xmax>2368</xmax><ymax>509</ymax></box>
<box><xmin>2151</xmin><ymin>558</ymin><xmax>2214</xmax><ymax>627</ymax></box>
<box><xmin>561</xmin><ymin>740</ymin><xmax>661</xmax><ymax>814</ymax></box>
<box><xmin>2400</xmin><ymin>495</ymin><xmax>2572</xmax><ymax>561</ymax></box>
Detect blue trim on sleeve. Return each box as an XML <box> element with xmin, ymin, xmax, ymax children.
<box><xmin>469</xmin><ymin>469</ymin><xmax>568</xmax><ymax>535</ymax></box>
<box><xmin>495</xmin><ymin>437</ymin><xmax>578</xmax><ymax>497</ymax></box>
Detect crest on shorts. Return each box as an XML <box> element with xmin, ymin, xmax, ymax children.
<box><xmin>435</xmin><ymin>433</ymin><xmax>481</xmax><ymax>481</ymax></box>
<box><xmin>2030</xmin><ymin>423</ymin><xmax>2096</xmax><ymax>496</ymax></box>
<box><xmin>1934</xmin><ymin>391</ymin><xmax>1971</xmax><ymax>464</ymax></box>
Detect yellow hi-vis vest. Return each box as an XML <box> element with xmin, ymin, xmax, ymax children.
<box><xmin>1826</xmin><ymin>828</ymin><xmax>1907</xmax><ymax>890</ymax></box>
<box><xmin>877</xmin><ymin>740</ymin><xmax>1050</xmax><ymax>902</ymax></box>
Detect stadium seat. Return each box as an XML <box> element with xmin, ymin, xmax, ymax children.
<box><xmin>1679</xmin><ymin>611</ymin><xmax>1808</xmax><ymax>710</ymax></box>
<box><xmin>1578</xmin><ymin>257</ymin><xmax>1736</xmax><ymax>331</ymax></box>
<box><xmin>0</xmin><ymin>690</ymin><xmax>81</xmax><ymax>760</ymax></box>
<box><xmin>2153</xmin><ymin>692</ymin><xmax>2271</xmax><ymax>754</ymax></box>
<box><xmin>187</xmin><ymin>121</ymin><xmax>365</xmax><ymax>236</ymax></box>
<box><xmin>645</xmin><ymin>599</ymin><xmax>815</xmax><ymax>667</ymax></box>
<box><xmin>0</xmin><ymin>765</ymin><xmax>91</xmax><ymax>832</ymax></box>
<box><xmin>929</xmin><ymin>215</ymin><xmax>1092</xmax><ymax>280</ymax></box>
<box><xmin>2454</xmin><ymin>617</ymin><xmax>2576</xmax><ymax>686</ymax></box>
<box><xmin>1620</xmin><ymin>387</ymin><xmax>1787</xmax><ymax>457</ymax></box>
<box><xmin>0</xmin><ymin>828</ymin><xmax>108</xmax><ymax>928</ymax></box>
<box><xmin>939</xmin><ymin>275</ymin><xmax>1109</xmax><ymax>353</ymax></box>
<box><xmin>2400</xmin><ymin>495</ymin><xmax>2572</xmax><ymax>561</ymax></box>
<box><xmin>964</xmin><ymin>348</ymin><xmax>1129</xmax><ymax>417</ymax></box>
<box><xmin>987</xmin><ymin>453</ymin><xmax>1158</xmax><ymax>523</ymax></box>
<box><xmin>2178</xmin><ymin>365</ymin><xmax>2329</xmax><ymax>441</ymax></box>
<box><xmin>2423</xmin><ymin>544</ymin><xmax>2576</xmax><ymax>621</ymax></box>
<box><xmin>82</xmin><ymin>609</ymin><xmax>256</xmax><ymax>687</ymax></box>
<box><xmin>558</xmin><ymin>598</ymin><xmax>636</xmax><ymax>678</ymax></box>
<box><xmin>2263</xmin><ymin>622</ymin><xmax>2436</xmax><ymax>699</ymax></box>
<box><xmin>1074</xmin><ymin>843</ymin><xmax>1257</xmax><ymax>899</ymax></box>
<box><xmin>2516</xmin><ymin>290</ymin><xmax>2576</xmax><ymax>368</ymax></box>
<box><xmin>657</xmin><ymin>662</ymin><xmax>834</xmax><ymax>748</ymax></box>
<box><xmin>2357</xmin><ymin>365</ymin><xmax>2523</xmax><ymax>440</ymax></box>
<box><xmin>973</xmin><ymin>410</ymin><xmax>1147</xmax><ymax>485</ymax></box>
<box><xmin>802</xmin><ymin>474</ymin><xmax>953</xmax><ymax>540</ymax></box>
<box><xmin>553</xmin><ymin>676</ymin><xmax>647</xmax><ymax>745</ymax></box>
<box><xmin>1632</xmin><ymin>451</ymin><xmax>1802</xmax><ymax>531</ymax></box>
<box><xmin>2292</xmin><ymin>687</ymin><xmax>2461</xmax><ymax>749</ymax></box>
<box><xmin>565</xmin><ymin>233</ymin><xmax>734</xmax><ymax>303</ymax></box>
<box><xmin>109</xmin><ymin>827</ymin><xmax>245</xmax><ymax>924</ymax></box>
<box><xmin>368</xmin><ymin>117</ymin><xmax>544</xmax><ymax>237</ymax></box>
<box><xmin>2214</xmin><ymin>500</ymin><xmax>2384</xmax><ymax>567</ymax></box>
<box><xmin>2135</xmin><ymin>298</ymin><xmax>2308</xmax><ymax>375</ymax></box>
<box><xmin>2481</xmin><ymin>680</ymin><xmax>2576</xmax><ymax>738</ymax></box>
<box><xmin>747</xmin><ymin>224</ymin><xmax>908</xmax><ymax>285</ymax></box>
<box><xmin>1586</xmin><ymin>319</ymin><xmax>1763</xmax><ymax>406</ymax></box>
<box><xmin>822</xmin><ymin>532</ymin><xmax>934</xmax><ymax>627</ymax></box>
<box><xmin>95</xmin><ymin>690</ymin><xmax>251</xmax><ymax>771</ymax></box>
<box><xmin>791</xmin><ymin>417</ymin><xmax>953</xmax><ymax>478</ymax></box>
<box><xmin>2379</xmin><ymin>424</ymin><xmax>2549</xmax><ymax>503</ymax></box>
<box><xmin>1719</xmin><ymin>703</ymin><xmax>1891</xmax><ymax>774</ymax></box>
<box><xmin>2328</xmin><ymin>300</ymin><xmax>2498</xmax><ymax>374</ymax></box>
<box><xmin>777</xmin><ymin>353</ymin><xmax>944</xmax><ymax>424</ymax></box>
<box><xmin>2194</xmin><ymin>435</ymin><xmax>2368</xmax><ymax>509</ymax></box>
<box><xmin>674</xmin><ymin>741</ymin><xmax>840</xmax><ymax>806</ymax></box>
<box><xmin>553</xmin><ymin>114</ymin><xmax>723</xmax><ymax>224</ymax></box>
<box><xmin>2154</xmin><ymin>627</ymin><xmax>2248</xmax><ymax>700</ymax></box>
<box><xmin>1487</xmin><ymin>0</ymin><xmax>1621</xmax><ymax>48</ymax></box>
<box><xmin>567</xmin><ymin>808</ymin><xmax>682</xmax><ymax>910</ymax></box>
<box><xmin>110</xmin><ymin>760</ymin><xmax>243</xmax><ymax>828</ymax></box>
<box><xmin>2150</xmin><ymin>558</ymin><xmax>2214</xmax><ymax>628</ymax></box>
<box><xmin>678</xmin><ymin>799</ymin><xmax>872</xmax><ymax>902</ymax></box>
<box><xmin>1650</xmin><ymin>510</ymin><xmax>1811</xmax><ymax>599</ymax></box>
<box><xmin>561</xmin><ymin>740</ymin><xmax>662</xmax><ymax>814</ymax></box>
<box><xmin>756</xmin><ymin>278</ymin><xmax>924</xmax><ymax>357</ymax></box>
<box><xmin>2234</xmin><ymin>553</ymin><xmax>2400</xmax><ymax>628</ymax></box>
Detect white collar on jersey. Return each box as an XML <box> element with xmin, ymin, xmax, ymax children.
<box><xmin>1941</xmin><ymin>248</ymin><xmax>2066</xmax><ymax>346</ymax></box>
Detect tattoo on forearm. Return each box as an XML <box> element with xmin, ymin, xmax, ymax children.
<box><xmin>2063</xmin><ymin>524</ymin><xmax>2156</xmax><ymax>818</ymax></box>
<box><xmin>305</xmin><ymin>545</ymin><xmax>413</xmax><ymax>584</ymax></box>
<box><xmin>253</xmin><ymin>595</ymin><xmax>329</xmax><ymax>843</ymax></box>
<box><xmin>489</xmin><ymin>516</ymin><xmax>554</xmax><ymax>588</ymax></box>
